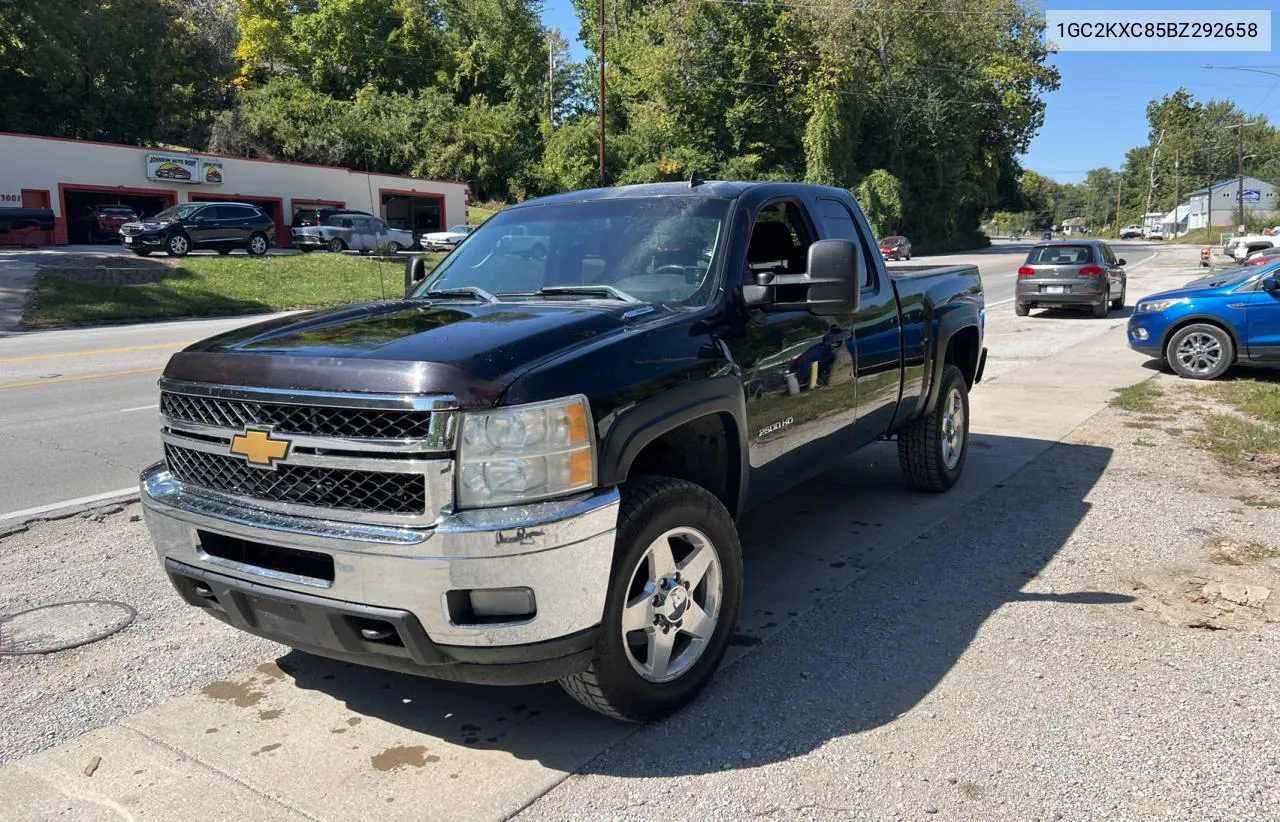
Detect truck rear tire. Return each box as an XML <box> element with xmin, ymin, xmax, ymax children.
<box><xmin>559</xmin><ymin>476</ymin><xmax>742</xmax><ymax>722</ymax></box>
<box><xmin>898</xmin><ymin>364</ymin><xmax>969</xmax><ymax>492</ymax></box>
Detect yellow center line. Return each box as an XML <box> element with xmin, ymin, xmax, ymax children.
<box><xmin>0</xmin><ymin>342</ymin><xmax>191</xmax><ymax>365</ymax></box>
<box><xmin>0</xmin><ymin>367</ymin><xmax>165</xmax><ymax>391</ymax></box>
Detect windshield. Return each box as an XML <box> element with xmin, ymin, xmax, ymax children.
<box><xmin>446</xmin><ymin>225</ymin><xmax>471</xmax><ymax>233</ymax></box>
<box><xmin>151</xmin><ymin>204</ymin><xmax>204</xmax><ymax>222</ymax></box>
<box><xmin>414</xmin><ymin>197</ymin><xmax>730</xmax><ymax>306</ymax></box>
<box><xmin>1027</xmin><ymin>245</ymin><xmax>1094</xmax><ymax>264</ymax></box>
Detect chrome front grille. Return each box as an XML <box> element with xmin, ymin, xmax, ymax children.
<box><xmin>160</xmin><ymin>391</ymin><xmax>436</xmax><ymax>440</ymax></box>
<box><xmin>158</xmin><ymin>379</ymin><xmax>456</xmax><ymax>525</ymax></box>
<box><xmin>164</xmin><ymin>443</ymin><xmax>426</xmax><ymax>515</ymax></box>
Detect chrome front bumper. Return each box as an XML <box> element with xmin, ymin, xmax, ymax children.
<box><xmin>141</xmin><ymin>463</ymin><xmax>619</xmax><ymax>660</ymax></box>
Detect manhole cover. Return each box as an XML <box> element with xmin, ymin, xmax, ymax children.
<box><xmin>0</xmin><ymin>600</ymin><xmax>136</xmax><ymax>655</ymax></box>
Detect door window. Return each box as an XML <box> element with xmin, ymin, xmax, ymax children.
<box><xmin>1101</xmin><ymin>244</ymin><xmax>1117</xmax><ymax>265</ymax></box>
<box><xmin>817</xmin><ymin>197</ymin><xmax>875</xmax><ymax>288</ymax></box>
<box><xmin>746</xmin><ymin>201</ymin><xmax>814</xmax><ymax>280</ymax></box>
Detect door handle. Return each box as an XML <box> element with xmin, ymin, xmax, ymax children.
<box><xmin>823</xmin><ymin>328</ymin><xmax>851</xmax><ymax>345</ymax></box>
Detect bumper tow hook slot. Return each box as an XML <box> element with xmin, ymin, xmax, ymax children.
<box><xmin>360</xmin><ymin>626</ymin><xmax>395</xmax><ymax>641</ymax></box>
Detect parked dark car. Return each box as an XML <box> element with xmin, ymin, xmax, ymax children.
<box><xmin>1041</xmin><ymin>230</ymin><xmax>1053</xmax><ymax>241</ymax></box>
<box><xmin>142</xmin><ymin>181</ymin><xmax>987</xmax><ymax>722</ymax></box>
<box><xmin>877</xmin><ymin>235</ymin><xmax>911</xmax><ymax>260</ymax></box>
<box><xmin>1015</xmin><ymin>240</ymin><xmax>1127</xmax><ymax>317</ymax></box>
<box><xmin>0</xmin><ymin>207</ymin><xmax>55</xmax><ymax>235</ymax></box>
<box><xmin>120</xmin><ymin>202</ymin><xmax>275</xmax><ymax>257</ymax></box>
<box><xmin>73</xmin><ymin>204</ymin><xmax>137</xmax><ymax>244</ymax></box>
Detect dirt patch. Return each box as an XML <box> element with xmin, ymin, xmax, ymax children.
<box><xmin>1126</xmin><ymin>558</ymin><xmax>1279</xmax><ymax>632</ymax></box>
<box><xmin>1206</xmin><ymin>536</ymin><xmax>1280</xmax><ymax>566</ymax></box>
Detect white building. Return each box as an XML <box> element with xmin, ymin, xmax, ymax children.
<box><xmin>1061</xmin><ymin>217</ymin><xmax>1087</xmax><ymax>236</ymax></box>
<box><xmin>0</xmin><ymin>132</ymin><xmax>469</xmax><ymax>247</ymax></box>
<box><xmin>1182</xmin><ymin>176</ymin><xmax>1278</xmax><ymax>231</ymax></box>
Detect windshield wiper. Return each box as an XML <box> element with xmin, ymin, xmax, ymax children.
<box><xmin>419</xmin><ymin>286</ymin><xmax>499</xmax><ymax>303</ymax></box>
<box><xmin>535</xmin><ymin>284</ymin><xmax>640</xmax><ymax>303</ymax></box>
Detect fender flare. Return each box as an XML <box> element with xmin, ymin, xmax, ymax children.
<box><xmin>920</xmin><ymin>308</ymin><xmax>981</xmax><ymax>419</ymax></box>
<box><xmin>597</xmin><ymin>375</ymin><xmax>749</xmax><ymax>518</ymax></box>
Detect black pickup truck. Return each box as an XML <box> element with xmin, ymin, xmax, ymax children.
<box><xmin>141</xmin><ymin>181</ymin><xmax>985</xmax><ymax>721</ymax></box>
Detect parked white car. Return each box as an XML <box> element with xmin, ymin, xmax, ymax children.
<box><xmin>418</xmin><ymin>224</ymin><xmax>476</xmax><ymax>251</ymax></box>
<box><xmin>495</xmin><ymin>225</ymin><xmax>550</xmax><ymax>259</ymax></box>
<box><xmin>293</xmin><ymin>213</ymin><xmax>413</xmax><ymax>254</ymax></box>
<box><xmin>1225</xmin><ymin>234</ymin><xmax>1277</xmax><ymax>262</ymax></box>
<box><xmin>1119</xmin><ymin>224</ymin><xmax>1144</xmax><ymax>239</ymax></box>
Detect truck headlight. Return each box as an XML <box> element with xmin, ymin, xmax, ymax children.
<box><xmin>457</xmin><ymin>395</ymin><xmax>596</xmax><ymax>508</ymax></box>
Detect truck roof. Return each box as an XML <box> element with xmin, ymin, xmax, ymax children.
<box><xmin>508</xmin><ymin>181</ymin><xmax>760</xmax><ymax>210</ymax></box>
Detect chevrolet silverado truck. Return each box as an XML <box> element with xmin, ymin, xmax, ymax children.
<box><xmin>141</xmin><ymin>181</ymin><xmax>986</xmax><ymax>722</ymax></box>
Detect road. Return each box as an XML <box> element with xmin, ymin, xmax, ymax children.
<box><xmin>0</xmin><ymin>238</ymin><xmax>1166</xmax><ymax>525</ymax></box>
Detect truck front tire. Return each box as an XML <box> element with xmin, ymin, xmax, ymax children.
<box><xmin>559</xmin><ymin>476</ymin><xmax>742</xmax><ymax>722</ymax></box>
<box><xmin>898</xmin><ymin>364</ymin><xmax>969</xmax><ymax>492</ymax></box>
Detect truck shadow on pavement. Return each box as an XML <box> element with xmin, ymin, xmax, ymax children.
<box><xmin>283</xmin><ymin>434</ymin><xmax>1129</xmax><ymax>776</ymax></box>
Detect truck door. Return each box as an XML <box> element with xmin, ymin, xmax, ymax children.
<box><xmin>817</xmin><ymin>195</ymin><xmax>903</xmax><ymax>444</ymax></box>
<box><xmin>728</xmin><ymin>199</ymin><xmax>860</xmax><ymax>506</ymax></box>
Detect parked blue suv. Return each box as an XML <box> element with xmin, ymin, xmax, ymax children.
<box><xmin>1127</xmin><ymin>261</ymin><xmax>1280</xmax><ymax>380</ymax></box>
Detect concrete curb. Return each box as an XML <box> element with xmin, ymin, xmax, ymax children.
<box><xmin>0</xmin><ymin>490</ymin><xmax>142</xmax><ymax>538</ymax></box>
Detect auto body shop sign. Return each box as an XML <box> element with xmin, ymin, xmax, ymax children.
<box><xmin>144</xmin><ymin>153</ymin><xmax>224</xmax><ymax>185</ymax></box>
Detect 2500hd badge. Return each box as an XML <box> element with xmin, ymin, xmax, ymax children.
<box><xmin>142</xmin><ymin>181</ymin><xmax>985</xmax><ymax>722</ymax></box>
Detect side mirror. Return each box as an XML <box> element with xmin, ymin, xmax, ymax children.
<box><xmin>1263</xmin><ymin>274</ymin><xmax>1280</xmax><ymax>292</ymax></box>
<box><xmin>804</xmin><ymin>240</ymin><xmax>861</xmax><ymax>315</ymax></box>
<box><xmin>1117</xmin><ymin>258</ymin><xmax>1127</xmax><ymax>266</ymax></box>
<box><xmin>741</xmin><ymin>240</ymin><xmax>861</xmax><ymax>316</ymax></box>
<box><xmin>405</xmin><ymin>255</ymin><xmax>429</xmax><ymax>296</ymax></box>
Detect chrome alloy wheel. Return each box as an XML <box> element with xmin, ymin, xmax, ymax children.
<box><xmin>941</xmin><ymin>386</ymin><xmax>965</xmax><ymax>470</ymax></box>
<box><xmin>249</xmin><ymin>235</ymin><xmax>268</xmax><ymax>255</ymax></box>
<box><xmin>620</xmin><ymin>526</ymin><xmax>723</xmax><ymax>683</ymax></box>
<box><xmin>1175</xmin><ymin>332</ymin><xmax>1223</xmax><ymax>375</ymax></box>
<box><xmin>168</xmin><ymin>234</ymin><xmax>189</xmax><ymax>255</ymax></box>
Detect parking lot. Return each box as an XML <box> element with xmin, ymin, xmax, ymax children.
<box><xmin>6</xmin><ymin>243</ymin><xmax>1275</xmax><ymax>820</ymax></box>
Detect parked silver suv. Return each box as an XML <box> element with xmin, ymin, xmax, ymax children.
<box><xmin>292</xmin><ymin>212</ymin><xmax>414</xmax><ymax>254</ymax></box>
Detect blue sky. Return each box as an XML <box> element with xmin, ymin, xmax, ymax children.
<box><xmin>538</xmin><ymin>1</ymin><xmax>1278</xmax><ymax>184</ymax></box>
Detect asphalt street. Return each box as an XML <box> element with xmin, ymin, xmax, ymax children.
<box><xmin>0</xmin><ymin>238</ymin><xmax>1164</xmax><ymax>524</ymax></box>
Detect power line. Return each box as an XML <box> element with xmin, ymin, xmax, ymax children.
<box><xmin>697</xmin><ymin>0</ymin><xmax>1022</xmax><ymax>17</ymax></box>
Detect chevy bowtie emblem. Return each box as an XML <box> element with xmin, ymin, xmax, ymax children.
<box><xmin>229</xmin><ymin>427</ymin><xmax>292</xmax><ymax>469</ymax></box>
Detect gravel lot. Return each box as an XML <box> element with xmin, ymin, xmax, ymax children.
<box><xmin>0</xmin><ymin>505</ymin><xmax>281</xmax><ymax>764</ymax></box>
<box><xmin>518</xmin><ymin>378</ymin><xmax>1280</xmax><ymax>821</ymax></box>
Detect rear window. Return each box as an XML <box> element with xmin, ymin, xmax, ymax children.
<box><xmin>292</xmin><ymin>209</ymin><xmax>320</xmax><ymax>227</ymax></box>
<box><xmin>1027</xmin><ymin>245</ymin><xmax>1094</xmax><ymax>265</ymax></box>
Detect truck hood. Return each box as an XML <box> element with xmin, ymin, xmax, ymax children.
<box><xmin>162</xmin><ymin>299</ymin><xmax>634</xmax><ymax>407</ymax></box>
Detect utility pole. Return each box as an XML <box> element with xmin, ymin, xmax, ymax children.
<box><xmin>1172</xmin><ymin>152</ymin><xmax>1180</xmax><ymax>238</ymax></box>
<box><xmin>598</xmin><ymin>0</ymin><xmax>606</xmax><ymax>187</ymax></box>
<box><xmin>1203</xmin><ymin>146</ymin><xmax>1213</xmax><ymax>236</ymax></box>
<box><xmin>548</xmin><ymin>36</ymin><xmax>555</xmax><ymax>129</ymax></box>
<box><xmin>1223</xmin><ymin>120</ymin><xmax>1256</xmax><ymax>234</ymax></box>
<box><xmin>1114</xmin><ymin>178</ymin><xmax>1122</xmax><ymax>237</ymax></box>
<box><xmin>1144</xmin><ymin>129</ymin><xmax>1164</xmax><ymax>234</ymax></box>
